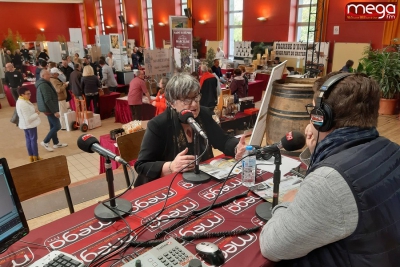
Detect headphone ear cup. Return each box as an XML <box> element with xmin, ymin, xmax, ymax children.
<box><xmin>318</xmin><ymin>103</ymin><xmax>334</xmax><ymax>132</ymax></box>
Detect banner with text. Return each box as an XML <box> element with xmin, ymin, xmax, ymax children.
<box><xmin>144</xmin><ymin>48</ymin><xmax>172</xmax><ymax>76</ymax></box>
<box><xmin>172</xmin><ymin>28</ymin><xmax>192</xmax><ymax>49</ymax></box>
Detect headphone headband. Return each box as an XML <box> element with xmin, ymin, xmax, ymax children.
<box><xmin>311</xmin><ymin>72</ymin><xmax>354</xmax><ymax>132</ymax></box>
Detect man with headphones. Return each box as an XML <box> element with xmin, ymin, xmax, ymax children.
<box><xmin>259</xmin><ymin>72</ymin><xmax>400</xmax><ymax>266</ymax></box>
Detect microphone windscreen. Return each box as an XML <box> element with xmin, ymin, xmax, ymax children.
<box><xmin>178</xmin><ymin>109</ymin><xmax>194</xmax><ymax>124</ymax></box>
<box><xmin>77</xmin><ymin>134</ymin><xmax>99</xmax><ymax>153</ymax></box>
<box><xmin>280</xmin><ymin>131</ymin><xmax>306</xmax><ymax>151</ymax></box>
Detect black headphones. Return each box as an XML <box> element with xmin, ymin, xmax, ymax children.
<box><xmin>310</xmin><ymin>73</ymin><xmax>353</xmax><ymax>132</ymax></box>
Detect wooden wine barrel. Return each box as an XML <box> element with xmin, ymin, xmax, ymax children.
<box><xmin>265</xmin><ymin>77</ymin><xmax>316</xmax><ymax>148</ymax></box>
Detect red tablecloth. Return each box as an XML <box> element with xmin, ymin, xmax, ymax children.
<box><xmin>99</xmin><ymin>134</ymin><xmax>136</xmax><ymax>174</ymax></box>
<box><xmin>22</xmin><ymin>65</ymin><xmax>37</xmax><ymax>74</ymax></box>
<box><xmin>248</xmin><ymin>80</ymin><xmax>264</xmax><ymax>102</ymax></box>
<box><xmin>69</xmin><ymin>92</ymin><xmax>121</xmax><ymax>120</ymax></box>
<box><xmin>114</xmin><ymin>97</ymin><xmax>156</xmax><ymax>124</ymax></box>
<box><xmin>3</xmin><ymin>82</ymin><xmax>36</xmax><ymax>107</ymax></box>
<box><xmin>1</xmin><ymin>164</ymin><xmax>275</xmax><ymax>267</ymax></box>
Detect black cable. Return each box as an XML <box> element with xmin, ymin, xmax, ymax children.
<box><xmin>131</xmin><ymin>226</ymin><xmax>261</xmax><ymax>247</ymax></box>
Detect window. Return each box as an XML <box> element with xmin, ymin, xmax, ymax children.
<box><xmin>119</xmin><ymin>0</ymin><xmax>124</xmax><ymax>39</ymax></box>
<box><xmin>99</xmin><ymin>0</ymin><xmax>105</xmax><ymax>35</ymax></box>
<box><xmin>146</xmin><ymin>0</ymin><xmax>154</xmax><ymax>49</ymax></box>
<box><xmin>181</xmin><ymin>0</ymin><xmax>187</xmax><ymax>16</ymax></box>
<box><xmin>228</xmin><ymin>0</ymin><xmax>243</xmax><ymax>59</ymax></box>
<box><xmin>295</xmin><ymin>0</ymin><xmax>317</xmax><ymax>42</ymax></box>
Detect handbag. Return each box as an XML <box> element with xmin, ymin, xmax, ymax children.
<box><xmin>10</xmin><ymin>110</ymin><xmax>19</xmax><ymax>125</ymax></box>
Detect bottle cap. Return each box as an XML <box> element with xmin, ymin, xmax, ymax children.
<box><xmin>245</xmin><ymin>145</ymin><xmax>253</xmax><ymax>151</ymax></box>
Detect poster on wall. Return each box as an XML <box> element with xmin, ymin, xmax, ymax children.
<box><xmin>67</xmin><ymin>42</ymin><xmax>81</xmax><ymax>57</ymax></box>
<box><xmin>144</xmin><ymin>48</ymin><xmax>172</xmax><ymax>75</ymax></box>
<box><xmin>172</xmin><ymin>28</ymin><xmax>192</xmax><ymax>49</ymax></box>
<box><xmin>109</xmin><ymin>34</ymin><xmax>120</xmax><ymax>53</ymax></box>
<box><xmin>273</xmin><ymin>41</ymin><xmax>330</xmax><ymax>68</ymax></box>
<box><xmin>234</xmin><ymin>41</ymin><xmax>252</xmax><ymax>57</ymax></box>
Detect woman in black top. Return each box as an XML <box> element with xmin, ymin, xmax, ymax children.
<box><xmin>81</xmin><ymin>65</ymin><xmax>101</xmax><ymax>114</ymax></box>
<box><xmin>134</xmin><ymin>73</ymin><xmax>248</xmax><ymax>187</ymax></box>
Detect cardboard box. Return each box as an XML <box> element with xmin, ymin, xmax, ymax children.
<box><xmin>64</xmin><ymin>111</ymin><xmax>76</xmax><ymax>131</ymax></box>
<box><xmin>86</xmin><ymin>111</ymin><xmax>94</xmax><ymax>119</ymax></box>
<box><xmin>88</xmin><ymin>114</ymin><xmax>101</xmax><ymax>129</ymax></box>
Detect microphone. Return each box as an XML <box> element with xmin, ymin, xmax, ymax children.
<box><xmin>77</xmin><ymin>134</ymin><xmax>128</xmax><ymax>165</ymax></box>
<box><xmin>257</xmin><ymin>131</ymin><xmax>306</xmax><ymax>154</ymax></box>
<box><xmin>178</xmin><ymin>109</ymin><xmax>208</xmax><ymax>139</ymax></box>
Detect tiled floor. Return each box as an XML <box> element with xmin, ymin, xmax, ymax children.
<box><xmin>66</xmin><ymin>152</ymin><xmax>100</xmax><ymax>183</ymax></box>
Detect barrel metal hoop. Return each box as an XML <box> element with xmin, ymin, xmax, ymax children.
<box><xmin>268</xmin><ymin>107</ymin><xmax>309</xmax><ymax>116</ymax></box>
<box><xmin>267</xmin><ymin>110</ymin><xmax>310</xmax><ymax>120</ymax></box>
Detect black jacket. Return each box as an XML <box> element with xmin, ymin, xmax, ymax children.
<box><xmin>69</xmin><ymin>70</ymin><xmax>83</xmax><ymax>97</ymax></box>
<box><xmin>134</xmin><ymin>106</ymin><xmax>239</xmax><ymax>187</ymax></box>
<box><xmin>81</xmin><ymin>75</ymin><xmax>101</xmax><ymax>95</ymax></box>
<box><xmin>5</xmin><ymin>71</ymin><xmax>23</xmax><ymax>88</ymax></box>
<box><xmin>200</xmin><ymin>77</ymin><xmax>218</xmax><ymax>108</ymax></box>
<box><xmin>59</xmin><ymin>65</ymin><xmax>74</xmax><ymax>81</ymax></box>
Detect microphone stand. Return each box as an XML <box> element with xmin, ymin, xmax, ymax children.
<box><xmin>94</xmin><ymin>157</ymin><xmax>133</xmax><ymax>222</ymax></box>
<box><xmin>182</xmin><ymin>132</ymin><xmax>211</xmax><ymax>184</ymax></box>
<box><xmin>255</xmin><ymin>147</ymin><xmax>282</xmax><ymax>221</ymax></box>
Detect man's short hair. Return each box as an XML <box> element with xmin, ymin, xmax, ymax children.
<box><xmin>74</xmin><ymin>63</ymin><xmax>81</xmax><ymax>69</ymax></box>
<box><xmin>99</xmin><ymin>59</ymin><xmax>105</xmax><ymax>65</ymax></box>
<box><xmin>346</xmin><ymin>60</ymin><xmax>354</xmax><ymax>67</ymax></box>
<box><xmin>40</xmin><ymin>69</ymin><xmax>48</xmax><ymax>77</ymax></box>
<box><xmin>313</xmin><ymin>72</ymin><xmax>380</xmax><ymax>129</ymax></box>
<box><xmin>213</xmin><ymin>59</ymin><xmax>219</xmax><ymax>63</ymax></box>
<box><xmin>108</xmin><ymin>51</ymin><xmax>113</xmax><ymax>55</ymax></box>
<box><xmin>40</xmin><ymin>60</ymin><xmax>47</xmax><ymax>67</ymax></box>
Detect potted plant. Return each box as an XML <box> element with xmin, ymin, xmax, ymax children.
<box><xmin>357</xmin><ymin>39</ymin><xmax>400</xmax><ymax>115</ymax></box>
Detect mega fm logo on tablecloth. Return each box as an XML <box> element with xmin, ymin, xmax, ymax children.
<box><xmin>177</xmin><ymin>211</ymin><xmax>225</xmax><ymax>237</ymax></box>
<box><xmin>44</xmin><ymin>218</ymin><xmax>113</xmax><ymax>250</ymax></box>
<box><xmin>142</xmin><ymin>198</ymin><xmax>199</xmax><ymax>232</ymax></box>
<box><xmin>0</xmin><ymin>247</ymin><xmax>34</xmax><ymax>267</ymax></box>
<box><xmin>130</xmin><ymin>187</ymin><xmax>177</xmax><ymax>214</ymax></box>
<box><xmin>345</xmin><ymin>2</ymin><xmax>397</xmax><ymax>21</ymax></box>
<box><xmin>198</xmin><ymin>178</ymin><xmax>243</xmax><ymax>201</ymax></box>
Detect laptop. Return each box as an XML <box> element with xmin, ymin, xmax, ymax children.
<box><xmin>0</xmin><ymin>157</ymin><xmax>29</xmax><ymax>253</ymax></box>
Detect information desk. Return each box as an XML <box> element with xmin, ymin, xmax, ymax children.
<box><xmin>99</xmin><ymin>134</ymin><xmax>136</xmax><ymax>174</ymax></box>
<box><xmin>114</xmin><ymin>96</ymin><xmax>156</xmax><ymax>124</ymax></box>
<box><xmin>0</xmin><ymin>166</ymin><xmax>274</xmax><ymax>267</ymax></box>
<box><xmin>3</xmin><ymin>82</ymin><xmax>36</xmax><ymax>107</ymax></box>
<box><xmin>69</xmin><ymin>92</ymin><xmax>121</xmax><ymax>120</ymax></box>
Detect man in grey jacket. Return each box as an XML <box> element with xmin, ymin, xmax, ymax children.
<box><xmin>99</xmin><ymin>59</ymin><xmax>118</xmax><ymax>92</ymax></box>
<box><xmin>36</xmin><ymin>69</ymin><xmax>68</xmax><ymax>152</ymax></box>
<box><xmin>260</xmin><ymin>72</ymin><xmax>400</xmax><ymax>266</ymax></box>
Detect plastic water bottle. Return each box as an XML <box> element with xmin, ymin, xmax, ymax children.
<box><xmin>242</xmin><ymin>145</ymin><xmax>256</xmax><ymax>187</ymax></box>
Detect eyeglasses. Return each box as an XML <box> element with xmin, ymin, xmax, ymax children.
<box><xmin>305</xmin><ymin>104</ymin><xmax>315</xmax><ymax>115</ymax></box>
<box><xmin>180</xmin><ymin>94</ymin><xmax>202</xmax><ymax>105</ymax></box>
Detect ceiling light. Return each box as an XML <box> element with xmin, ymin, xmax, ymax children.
<box><xmin>106</xmin><ymin>25</ymin><xmax>111</xmax><ymax>29</ymax></box>
<box><xmin>158</xmin><ymin>22</ymin><xmax>165</xmax><ymax>26</ymax></box>
<box><xmin>128</xmin><ymin>24</ymin><xmax>134</xmax><ymax>28</ymax></box>
<box><xmin>257</xmin><ymin>17</ymin><xmax>267</xmax><ymax>21</ymax></box>
<box><xmin>199</xmin><ymin>20</ymin><xmax>206</xmax><ymax>24</ymax></box>
<box><xmin>40</xmin><ymin>28</ymin><xmax>45</xmax><ymax>32</ymax></box>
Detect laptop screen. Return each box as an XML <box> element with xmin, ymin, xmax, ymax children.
<box><xmin>0</xmin><ymin>158</ymin><xmax>29</xmax><ymax>254</ymax></box>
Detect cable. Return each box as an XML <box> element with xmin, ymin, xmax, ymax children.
<box><xmin>131</xmin><ymin>226</ymin><xmax>261</xmax><ymax>247</ymax></box>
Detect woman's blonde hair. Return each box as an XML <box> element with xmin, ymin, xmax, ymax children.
<box><xmin>82</xmin><ymin>65</ymin><xmax>94</xmax><ymax>77</ymax></box>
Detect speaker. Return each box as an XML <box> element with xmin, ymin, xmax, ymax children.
<box><xmin>310</xmin><ymin>73</ymin><xmax>353</xmax><ymax>132</ymax></box>
<box><xmin>118</xmin><ymin>15</ymin><xmax>125</xmax><ymax>24</ymax></box>
<box><xmin>184</xmin><ymin>8</ymin><xmax>192</xmax><ymax>18</ymax></box>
